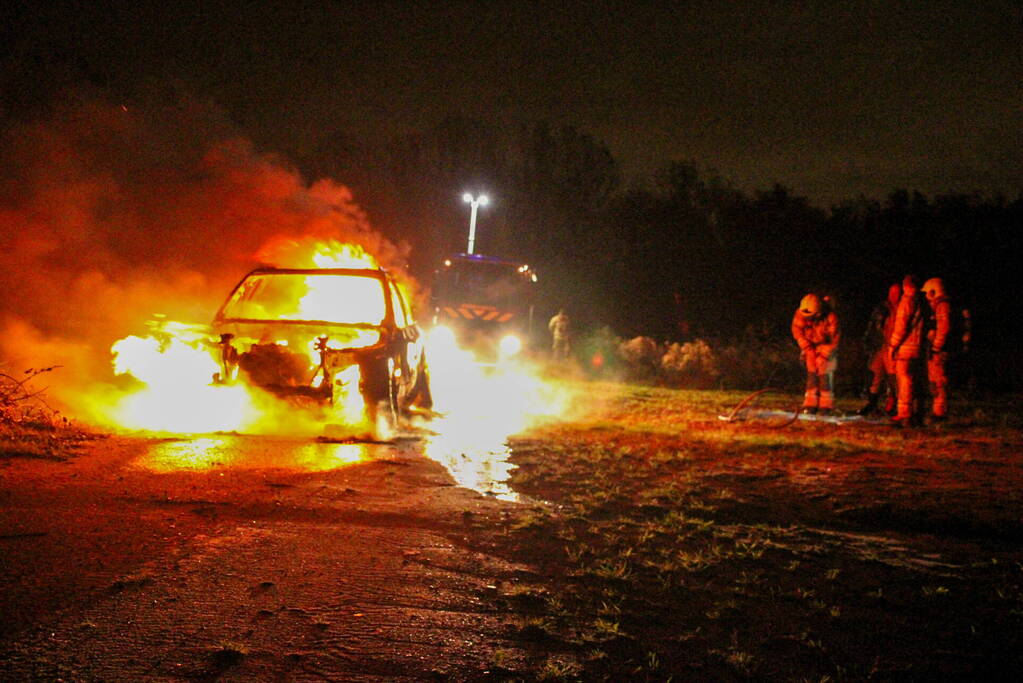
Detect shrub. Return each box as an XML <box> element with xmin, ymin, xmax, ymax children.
<box><xmin>660</xmin><ymin>339</ymin><xmax>720</xmax><ymax>389</ymax></box>
<box><xmin>618</xmin><ymin>336</ymin><xmax>661</xmax><ymax>381</ymax></box>
<box><xmin>613</xmin><ymin>334</ymin><xmax>804</xmax><ymax>391</ymax></box>
<box><xmin>716</xmin><ymin>338</ymin><xmax>804</xmax><ymax>391</ymax></box>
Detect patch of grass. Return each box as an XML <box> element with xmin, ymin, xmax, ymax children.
<box><xmin>463</xmin><ymin>382</ymin><xmax>1023</xmax><ymax>680</ymax></box>
<box><xmin>536</xmin><ymin>656</ymin><xmax>582</xmax><ymax>681</ymax></box>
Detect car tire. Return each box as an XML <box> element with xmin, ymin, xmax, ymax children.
<box><xmin>362</xmin><ymin>359</ymin><xmax>398</xmax><ymax>436</ymax></box>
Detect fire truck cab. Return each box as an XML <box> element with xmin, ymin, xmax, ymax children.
<box><xmin>431</xmin><ymin>253</ymin><xmax>538</xmax><ymax>361</ymax></box>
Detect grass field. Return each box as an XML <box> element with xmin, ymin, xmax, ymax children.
<box><xmin>460</xmin><ymin>383</ymin><xmax>1023</xmax><ymax>680</ymax></box>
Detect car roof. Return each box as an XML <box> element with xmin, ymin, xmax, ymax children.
<box><xmin>245</xmin><ymin>266</ymin><xmax>389</xmax><ymax>279</ymax></box>
<box><xmin>444</xmin><ymin>253</ymin><xmax>527</xmax><ymax>267</ymax></box>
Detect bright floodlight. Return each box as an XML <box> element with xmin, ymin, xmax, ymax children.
<box><xmin>462</xmin><ymin>192</ymin><xmax>490</xmax><ymax>254</ymax></box>
<box><xmin>499</xmin><ymin>334</ymin><xmax>523</xmax><ymax>358</ymax></box>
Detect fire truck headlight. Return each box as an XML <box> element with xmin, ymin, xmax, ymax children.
<box><xmin>499</xmin><ymin>334</ymin><xmax>523</xmax><ymax>358</ymax></box>
<box><xmin>428</xmin><ymin>325</ymin><xmax>457</xmax><ymax>349</ymax></box>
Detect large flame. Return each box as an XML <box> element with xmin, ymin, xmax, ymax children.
<box><xmin>419</xmin><ymin>326</ymin><xmax>571</xmax><ymax>500</ymax></box>
<box><xmin>257</xmin><ymin>236</ymin><xmax>381</xmax><ymax>270</ymax></box>
<box><xmin>0</xmin><ymin>97</ymin><xmax>569</xmax><ymax>486</ymax></box>
<box><xmin>105</xmin><ymin>318</ymin><xmax>365</xmax><ymax>436</ymax></box>
<box><xmin>97</xmin><ymin>263</ymin><xmax>571</xmax><ymax>497</ymax></box>
<box><xmin>101</xmin><ymin>242</ymin><xmax>389</xmax><ymax>437</ymax></box>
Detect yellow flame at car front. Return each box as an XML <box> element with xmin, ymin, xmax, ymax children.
<box><xmin>98</xmin><ymin>240</ymin><xmax>390</xmax><ymax>439</ymax></box>
<box><xmin>89</xmin><ymin>240</ymin><xmax>572</xmax><ymax>488</ymax></box>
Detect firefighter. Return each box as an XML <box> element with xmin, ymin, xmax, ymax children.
<box><xmin>548</xmin><ymin>308</ymin><xmax>572</xmax><ymax>361</ymax></box>
<box><xmin>791</xmin><ymin>293</ymin><xmax>841</xmax><ymax>415</ymax></box>
<box><xmin>857</xmin><ymin>283</ymin><xmax>901</xmax><ymax>416</ymax></box>
<box><xmin>922</xmin><ymin>277</ymin><xmax>951</xmax><ymax>422</ymax></box>
<box><xmin>888</xmin><ymin>275</ymin><xmax>926</xmax><ymax>426</ymax></box>
<box><xmin>954</xmin><ymin>306</ymin><xmax>975</xmax><ymax>394</ymax></box>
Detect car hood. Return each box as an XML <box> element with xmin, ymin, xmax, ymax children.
<box><xmin>213</xmin><ymin>320</ymin><xmax>384</xmax><ymax>352</ymax></box>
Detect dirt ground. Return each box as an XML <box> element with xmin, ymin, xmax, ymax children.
<box><xmin>2</xmin><ymin>384</ymin><xmax>1023</xmax><ymax>681</ymax></box>
<box><xmin>0</xmin><ymin>432</ymin><xmax>532</xmax><ymax>681</ymax></box>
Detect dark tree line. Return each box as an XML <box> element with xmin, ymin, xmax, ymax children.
<box><xmin>301</xmin><ymin>117</ymin><xmax>1023</xmax><ymax>390</ymax></box>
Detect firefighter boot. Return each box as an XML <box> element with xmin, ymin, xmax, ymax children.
<box><xmin>857</xmin><ymin>393</ymin><xmax>879</xmax><ymax>416</ymax></box>
<box><xmin>883</xmin><ymin>393</ymin><xmax>896</xmax><ymax>416</ymax></box>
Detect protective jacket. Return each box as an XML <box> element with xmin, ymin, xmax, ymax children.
<box><xmin>548</xmin><ymin>312</ymin><xmax>570</xmax><ymax>340</ymax></box>
<box><xmin>925</xmin><ymin>295</ymin><xmax>951</xmax><ymax>353</ymax></box>
<box><xmin>861</xmin><ymin>287</ymin><xmax>901</xmax><ymax>412</ymax></box>
<box><xmin>791</xmin><ymin>308</ymin><xmax>840</xmax><ymax>361</ymax></box>
<box><xmin>889</xmin><ymin>292</ymin><xmax>925</xmax><ymax>359</ymax></box>
<box><xmin>863</xmin><ymin>285</ymin><xmax>900</xmax><ymax>352</ymax></box>
<box><xmin>792</xmin><ymin>299</ymin><xmax>840</xmax><ymax>411</ymax></box>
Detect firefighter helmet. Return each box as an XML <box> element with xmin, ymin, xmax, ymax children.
<box><xmin>887</xmin><ymin>283</ymin><xmax>902</xmax><ymax>306</ymax></box>
<box><xmin>799</xmin><ymin>293</ymin><xmax>821</xmax><ymax>318</ymax></box>
<box><xmin>922</xmin><ymin>277</ymin><xmax>945</xmax><ymax>301</ymax></box>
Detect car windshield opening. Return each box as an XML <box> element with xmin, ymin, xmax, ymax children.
<box><xmin>220</xmin><ymin>273</ymin><xmax>387</xmax><ymax>325</ymax></box>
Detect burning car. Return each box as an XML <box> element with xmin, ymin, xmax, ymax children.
<box><xmin>211</xmin><ymin>267</ymin><xmax>431</xmax><ymax>428</ymax></box>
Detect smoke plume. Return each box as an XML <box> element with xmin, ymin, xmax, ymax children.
<box><xmin>0</xmin><ymin>89</ymin><xmax>409</xmax><ymax>420</ymax></box>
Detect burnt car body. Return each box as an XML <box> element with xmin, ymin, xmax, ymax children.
<box><xmin>212</xmin><ymin>267</ymin><xmax>431</xmax><ymax>425</ymax></box>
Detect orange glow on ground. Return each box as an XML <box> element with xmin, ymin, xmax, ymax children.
<box><xmin>419</xmin><ymin>326</ymin><xmax>571</xmax><ymax>501</ymax></box>
<box><xmin>137</xmin><ymin>435</ymin><xmax>372</xmax><ymax>472</ymax></box>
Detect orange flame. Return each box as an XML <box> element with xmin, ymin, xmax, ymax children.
<box><xmin>257</xmin><ymin>236</ymin><xmax>381</xmax><ymax>269</ymax></box>
<box><xmin>94</xmin><ymin>239</ymin><xmax>407</xmax><ymax>437</ymax></box>
<box><xmin>0</xmin><ymin>94</ymin><xmax>573</xmax><ymax>483</ymax></box>
<box><xmin>105</xmin><ymin>317</ymin><xmax>375</xmax><ymax>438</ymax></box>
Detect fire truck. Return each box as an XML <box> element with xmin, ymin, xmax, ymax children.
<box><xmin>430</xmin><ymin>252</ymin><xmax>538</xmax><ymax>361</ymax></box>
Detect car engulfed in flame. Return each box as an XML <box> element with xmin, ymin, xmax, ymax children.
<box><xmin>212</xmin><ymin>267</ymin><xmax>432</xmax><ymax>431</ymax></box>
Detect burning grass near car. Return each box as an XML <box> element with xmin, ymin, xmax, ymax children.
<box><xmin>458</xmin><ymin>383</ymin><xmax>1023</xmax><ymax>680</ymax></box>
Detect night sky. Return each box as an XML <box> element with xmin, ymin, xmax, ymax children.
<box><xmin>2</xmin><ymin>0</ymin><xmax>1020</xmax><ymax>204</ymax></box>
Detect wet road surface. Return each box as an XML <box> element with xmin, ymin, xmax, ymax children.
<box><xmin>0</xmin><ymin>432</ymin><xmax>532</xmax><ymax>680</ymax></box>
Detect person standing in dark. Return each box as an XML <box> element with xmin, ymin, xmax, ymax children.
<box><xmin>548</xmin><ymin>308</ymin><xmax>572</xmax><ymax>361</ymax></box>
<box><xmin>858</xmin><ymin>283</ymin><xmax>901</xmax><ymax>416</ymax></box>
<box><xmin>922</xmin><ymin>278</ymin><xmax>952</xmax><ymax>423</ymax></box>
<box><xmin>792</xmin><ymin>293</ymin><xmax>841</xmax><ymax>415</ymax></box>
<box><xmin>888</xmin><ymin>275</ymin><xmax>926</xmax><ymax>426</ymax></box>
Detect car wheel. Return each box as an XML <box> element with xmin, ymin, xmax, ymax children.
<box><xmin>362</xmin><ymin>359</ymin><xmax>398</xmax><ymax>437</ymax></box>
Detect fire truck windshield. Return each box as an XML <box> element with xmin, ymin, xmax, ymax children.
<box><xmin>434</xmin><ymin>259</ymin><xmax>530</xmax><ymax>307</ymax></box>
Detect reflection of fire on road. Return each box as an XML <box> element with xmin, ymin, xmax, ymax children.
<box><xmin>140</xmin><ymin>436</ymin><xmax>371</xmax><ymax>472</ymax></box>
<box><xmin>420</xmin><ymin>326</ymin><xmax>569</xmax><ymax>500</ymax></box>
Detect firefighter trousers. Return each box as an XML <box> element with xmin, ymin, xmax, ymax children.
<box><xmin>927</xmin><ymin>351</ymin><xmax>949</xmax><ymax>417</ymax></box>
<box><xmin>894</xmin><ymin>355</ymin><xmax>925</xmax><ymax>420</ymax></box>
<box><xmin>803</xmin><ymin>352</ymin><xmax>837</xmax><ymax>410</ymax></box>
